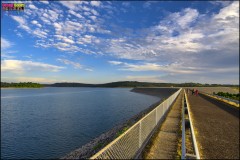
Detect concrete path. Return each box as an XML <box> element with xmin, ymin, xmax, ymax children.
<box><xmin>187</xmin><ymin>93</ymin><xmax>239</xmax><ymax>159</ymax></box>
<box><xmin>142</xmin><ymin>92</ymin><xmax>183</xmax><ymax>159</ymax></box>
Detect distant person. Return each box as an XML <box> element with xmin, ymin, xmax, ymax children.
<box><xmin>195</xmin><ymin>90</ymin><xmax>199</xmax><ymax>96</ymax></box>
<box><xmin>192</xmin><ymin>89</ymin><xmax>195</xmax><ymax>95</ymax></box>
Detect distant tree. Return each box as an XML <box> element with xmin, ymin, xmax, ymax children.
<box><xmin>1</xmin><ymin>82</ymin><xmax>43</xmax><ymax>88</ymax></box>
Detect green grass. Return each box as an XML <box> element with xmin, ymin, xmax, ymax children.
<box><xmin>116</xmin><ymin>127</ymin><xmax>129</xmax><ymax>137</ymax></box>
<box><xmin>93</xmin><ymin>142</ymin><xmax>103</xmax><ymax>151</ymax></box>
<box><xmin>213</xmin><ymin>92</ymin><xmax>240</xmax><ymax>101</ymax></box>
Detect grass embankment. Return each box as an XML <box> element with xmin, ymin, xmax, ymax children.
<box><xmin>213</xmin><ymin>92</ymin><xmax>240</xmax><ymax>101</ymax></box>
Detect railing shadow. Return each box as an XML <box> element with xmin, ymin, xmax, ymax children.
<box><xmin>200</xmin><ymin>94</ymin><xmax>239</xmax><ymax>119</ymax></box>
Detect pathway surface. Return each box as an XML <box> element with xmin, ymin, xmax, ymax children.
<box><xmin>187</xmin><ymin>93</ymin><xmax>239</xmax><ymax>159</ymax></box>
<box><xmin>142</xmin><ymin>91</ymin><xmax>183</xmax><ymax>159</ymax></box>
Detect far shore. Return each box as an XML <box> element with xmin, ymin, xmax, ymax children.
<box><xmin>1</xmin><ymin>87</ymin><xmax>44</xmax><ymax>89</ymax></box>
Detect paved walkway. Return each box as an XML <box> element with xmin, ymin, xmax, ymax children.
<box><xmin>142</xmin><ymin>92</ymin><xmax>183</xmax><ymax>159</ymax></box>
<box><xmin>187</xmin><ymin>93</ymin><xmax>239</xmax><ymax>159</ymax></box>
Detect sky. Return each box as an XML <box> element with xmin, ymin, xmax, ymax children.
<box><xmin>1</xmin><ymin>1</ymin><xmax>239</xmax><ymax>84</ymax></box>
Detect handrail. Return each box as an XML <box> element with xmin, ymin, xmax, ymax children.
<box><xmin>90</xmin><ymin>88</ymin><xmax>182</xmax><ymax>159</ymax></box>
<box><xmin>184</xmin><ymin>90</ymin><xmax>200</xmax><ymax>159</ymax></box>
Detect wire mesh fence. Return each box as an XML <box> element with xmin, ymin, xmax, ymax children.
<box><xmin>91</xmin><ymin>88</ymin><xmax>182</xmax><ymax>159</ymax></box>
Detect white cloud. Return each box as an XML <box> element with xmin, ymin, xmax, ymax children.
<box><xmin>62</xmin><ymin>37</ymin><xmax>75</xmax><ymax>44</ymax></box>
<box><xmin>11</xmin><ymin>16</ymin><xmax>31</xmax><ymax>32</ymax></box>
<box><xmin>16</xmin><ymin>32</ymin><xmax>23</xmax><ymax>37</ymax></box>
<box><xmin>114</xmin><ymin>61</ymin><xmax>223</xmax><ymax>75</ymax></box>
<box><xmin>40</xmin><ymin>1</ymin><xmax>49</xmax><ymax>5</ymax></box>
<box><xmin>31</xmin><ymin>20</ymin><xmax>38</xmax><ymax>24</ymax></box>
<box><xmin>214</xmin><ymin>1</ymin><xmax>239</xmax><ymax>20</ymax></box>
<box><xmin>176</xmin><ymin>8</ymin><xmax>199</xmax><ymax>29</ymax></box>
<box><xmin>90</xmin><ymin>15</ymin><xmax>97</xmax><ymax>21</ymax></box>
<box><xmin>108</xmin><ymin>61</ymin><xmax>123</xmax><ymax>65</ymax></box>
<box><xmin>59</xmin><ymin>1</ymin><xmax>84</xmax><ymax>10</ymax></box>
<box><xmin>90</xmin><ymin>1</ymin><xmax>101</xmax><ymax>7</ymax></box>
<box><xmin>43</xmin><ymin>13</ymin><xmax>48</xmax><ymax>18</ymax></box>
<box><xmin>53</xmin><ymin>22</ymin><xmax>62</xmax><ymax>30</ymax></box>
<box><xmin>53</xmin><ymin>34</ymin><xmax>75</xmax><ymax>44</ymax></box>
<box><xmin>85</xmin><ymin>68</ymin><xmax>93</xmax><ymax>72</ymax></box>
<box><xmin>69</xmin><ymin>10</ymin><xmax>84</xmax><ymax>19</ymax></box>
<box><xmin>39</xmin><ymin>9</ymin><xmax>59</xmax><ymax>23</ymax></box>
<box><xmin>77</xmin><ymin>35</ymin><xmax>95</xmax><ymax>44</ymax></box>
<box><xmin>57</xmin><ymin>58</ymin><xmax>94</xmax><ymax>71</ymax></box>
<box><xmin>1</xmin><ymin>60</ymin><xmax>64</xmax><ymax>73</ymax></box>
<box><xmin>54</xmin><ymin>42</ymin><xmax>70</xmax><ymax>48</ymax></box>
<box><xmin>57</xmin><ymin>58</ymin><xmax>82</xmax><ymax>69</ymax></box>
<box><xmin>91</xmin><ymin>9</ymin><xmax>99</xmax><ymax>16</ymax></box>
<box><xmin>32</xmin><ymin>29</ymin><xmax>48</xmax><ymax>38</ymax></box>
<box><xmin>121</xmin><ymin>63</ymin><xmax>163</xmax><ymax>71</ymax></box>
<box><xmin>29</xmin><ymin>4</ymin><xmax>38</xmax><ymax>10</ymax></box>
<box><xmin>39</xmin><ymin>16</ymin><xmax>51</xmax><ymax>25</ymax></box>
<box><xmin>48</xmin><ymin>9</ymin><xmax>59</xmax><ymax>22</ymax></box>
<box><xmin>1</xmin><ymin>38</ymin><xmax>16</xmax><ymax>59</ymax></box>
<box><xmin>1</xmin><ymin>37</ymin><xmax>13</xmax><ymax>50</ymax></box>
<box><xmin>31</xmin><ymin>20</ymin><xmax>42</xmax><ymax>28</ymax></box>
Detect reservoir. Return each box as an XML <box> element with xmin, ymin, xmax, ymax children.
<box><xmin>1</xmin><ymin>87</ymin><xmax>164</xmax><ymax>159</ymax></box>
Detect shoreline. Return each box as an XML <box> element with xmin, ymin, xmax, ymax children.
<box><xmin>1</xmin><ymin>87</ymin><xmax>44</xmax><ymax>89</ymax></box>
<box><xmin>61</xmin><ymin>88</ymin><xmax>177</xmax><ymax>159</ymax></box>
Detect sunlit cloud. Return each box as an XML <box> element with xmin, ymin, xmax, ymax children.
<box><xmin>1</xmin><ymin>37</ymin><xmax>13</xmax><ymax>50</ymax></box>
<box><xmin>1</xmin><ymin>60</ymin><xmax>64</xmax><ymax>73</ymax></box>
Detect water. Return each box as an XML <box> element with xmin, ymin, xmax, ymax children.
<box><xmin>1</xmin><ymin>87</ymin><xmax>161</xmax><ymax>159</ymax></box>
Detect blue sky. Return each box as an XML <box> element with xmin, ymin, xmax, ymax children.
<box><xmin>1</xmin><ymin>1</ymin><xmax>239</xmax><ymax>84</ymax></box>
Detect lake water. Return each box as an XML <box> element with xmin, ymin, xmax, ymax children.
<box><xmin>1</xmin><ymin>87</ymin><xmax>162</xmax><ymax>159</ymax></box>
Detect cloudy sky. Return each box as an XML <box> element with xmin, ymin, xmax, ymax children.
<box><xmin>1</xmin><ymin>1</ymin><xmax>239</xmax><ymax>84</ymax></box>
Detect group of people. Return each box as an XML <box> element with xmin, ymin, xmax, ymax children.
<box><xmin>186</xmin><ymin>88</ymin><xmax>199</xmax><ymax>96</ymax></box>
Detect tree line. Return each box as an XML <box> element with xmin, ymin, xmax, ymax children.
<box><xmin>1</xmin><ymin>82</ymin><xmax>43</xmax><ymax>88</ymax></box>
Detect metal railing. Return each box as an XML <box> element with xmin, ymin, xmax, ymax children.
<box><xmin>90</xmin><ymin>88</ymin><xmax>182</xmax><ymax>159</ymax></box>
<box><xmin>182</xmin><ymin>90</ymin><xmax>200</xmax><ymax>159</ymax></box>
<box><xmin>181</xmin><ymin>92</ymin><xmax>186</xmax><ymax>159</ymax></box>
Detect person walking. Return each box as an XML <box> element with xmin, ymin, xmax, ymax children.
<box><xmin>195</xmin><ymin>89</ymin><xmax>199</xmax><ymax>96</ymax></box>
<box><xmin>192</xmin><ymin>89</ymin><xmax>195</xmax><ymax>95</ymax></box>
